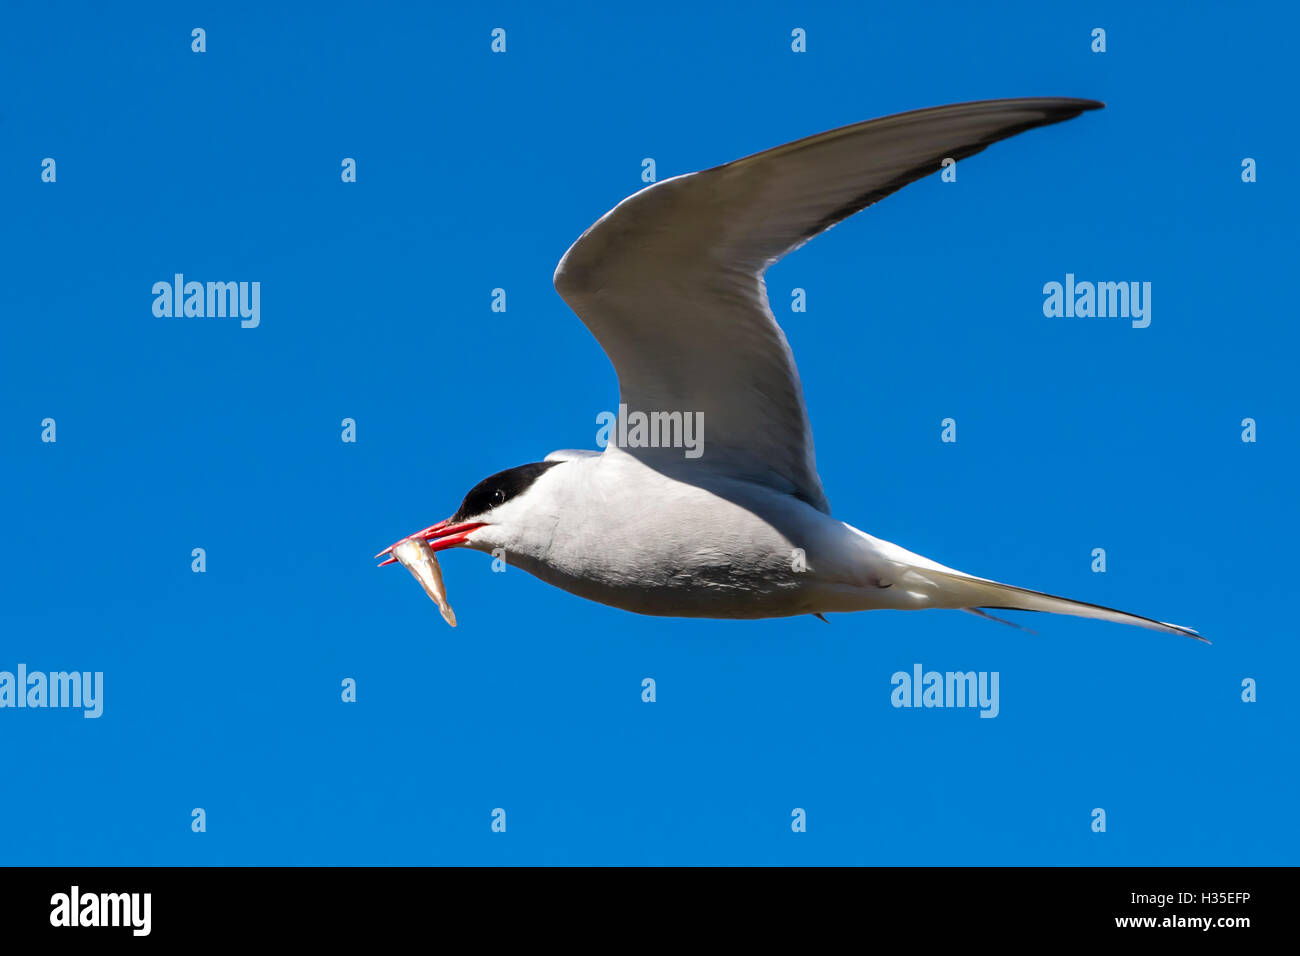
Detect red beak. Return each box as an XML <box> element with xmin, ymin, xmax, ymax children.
<box><xmin>374</xmin><ymin>519</ymin><xmax>487</xmax><ymax>565</ymax></box>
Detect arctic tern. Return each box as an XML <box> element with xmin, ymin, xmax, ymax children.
<box><xmin>378</xmin><ymin>97</ymin><xmax>1202</xmax><ymax>641</ymax></box>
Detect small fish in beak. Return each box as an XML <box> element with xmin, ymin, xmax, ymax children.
<box><xmin>390</xmin><ymin>536</ymin><xmax>457</xmax><ymax>627</ymax></box>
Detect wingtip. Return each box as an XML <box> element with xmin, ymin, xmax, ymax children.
<box><xmin>1170</xmin><ymin>624</ymin><xmax>1209</xmax><ymax>644</ymax></box>
<box><xmin>1049</xmin><ymin>97</ymin><xmax>1105</xmax><ymax>118</ymax></box>
<box><xmin>1025</xmin><ymin>96</ymin><xmax>1104</xmax><ymax>118</ymax></box>
<box><xmin>1043</xmin><ymin>96</ymin><xmax>1104</xmax><ymax>111</ymax></box>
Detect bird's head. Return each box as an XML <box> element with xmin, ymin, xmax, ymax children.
<box><xmin>376</xmin><ymin>461</ymin><xmax>563</xmax><ymax>564</ymax></box>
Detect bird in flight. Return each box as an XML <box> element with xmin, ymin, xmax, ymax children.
<box><xmin>378</xmin><ymin>97</ymin><xmax>1202</xmax><ymax>641</ymax></box>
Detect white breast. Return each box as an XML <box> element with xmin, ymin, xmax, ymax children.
<box><xmin>469</xmin><ymin>451</ymin><xmax>889</xmax><ymax>619</ymax></box>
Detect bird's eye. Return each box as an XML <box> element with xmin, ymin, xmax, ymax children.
<box><xmin>449</xmin><ymin>461</ymin><xmax>561</xmax><ymax>524</ymax></box>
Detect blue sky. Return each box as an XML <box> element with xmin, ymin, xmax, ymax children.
<box><xmin>1</xmin><ymin>1</ymin><xmax>1295</xmax><ymax>865</ymax></box>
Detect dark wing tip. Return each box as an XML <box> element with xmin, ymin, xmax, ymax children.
<box><xmin>998</xmin><ymin>96</ymin><xmax>1104</xmax><ymax>113</ymax></box>
<box><xmin>1041</xmin><ymin>97</ymin><xmax>1105</xmax><ymax>111</ymax></box>
<box><xmin>1045</xmin><ymin>97</ymin><xmax>1105</xmax><ymax>120</ymax></box>
<box><xmin>1011</xmin><ymin>96</ymin><xmax>1105</xmax><ymax>125</ymax></box>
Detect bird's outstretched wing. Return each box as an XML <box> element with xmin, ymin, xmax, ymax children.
<box><xmin>554</xmin><ymin>97</ymin><xmax>1103</xmax><ymax>513</ymax></box>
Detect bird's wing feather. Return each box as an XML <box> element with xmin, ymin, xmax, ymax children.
<box><xmin>554</xmin><ymin>97</ymin><xmax>1103</xmax><ymax>513</ymax></box>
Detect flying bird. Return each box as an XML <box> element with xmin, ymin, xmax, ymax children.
<box><xmin>378</xmin><ymin>97</ymin><xmax>1202</xmax><ymax>641</ymax></box>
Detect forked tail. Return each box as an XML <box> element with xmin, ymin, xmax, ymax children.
<box><xmin>910</xmin><ymin>565</ymin><xmax>1205</xmax><ymax>642</ymax></box>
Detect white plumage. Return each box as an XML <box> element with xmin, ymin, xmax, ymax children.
<box><xmin>379</xmin><ymin>97</ymin><xmax>1203</xmax><ymax>641</ymax></box>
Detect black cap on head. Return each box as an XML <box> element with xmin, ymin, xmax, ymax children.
<box><xmin>450</xmin><ymin>461</ymin><xmax>561</xmax><ymax>523</ymax></box>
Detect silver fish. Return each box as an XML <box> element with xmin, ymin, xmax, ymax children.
<box><xmin>391</xmin><ymin>536</ymin><xmax>457</xmax><ymax>627</ymax></box>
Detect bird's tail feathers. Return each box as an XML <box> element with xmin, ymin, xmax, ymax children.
<box><xmin>904</xmin><ymin>565</ymin><xmax>1205</xmax><ymax>642</ymax></box>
